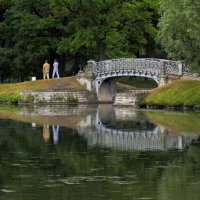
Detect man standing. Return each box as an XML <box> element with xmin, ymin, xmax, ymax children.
<box><xmin>43</xmin><ymin>60</ymin><xmax>50</xmax><ymax>79</ymax></box>
<box><xmin>52</xmin><ymin>59</ymin><xmax>60</xmax><ymax>78</ymax></box>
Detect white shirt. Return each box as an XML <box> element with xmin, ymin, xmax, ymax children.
<box><xmin>53</xmin><ymin>61</ymin><xmax>58</xmax><ymax>69</ymax></box>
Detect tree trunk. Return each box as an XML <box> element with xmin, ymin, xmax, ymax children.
<box><xmin>59</xmin><ymin>54</ymin><xmax>66</xmax><ymax>77</ymax></box>
<box><xmin>69</xmin><ymin>53</ymin><xmax>88</xmax><ymax>76</ymax></box>
<box><xmin>98</xmin><ymin>40</ymin><xmax>106</xmax><ymax>61</ymax></box>
<box><xmin>70</xmin><ymin>53</ymin><xmax>81</xmax><ymax>76</ymax></box>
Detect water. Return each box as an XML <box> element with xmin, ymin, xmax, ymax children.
<box><xmin>0</xmin><ymin>104</ymin><xmax>200</xmax><ymax>200</ymax></box>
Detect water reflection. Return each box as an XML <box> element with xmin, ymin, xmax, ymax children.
<box><xmin>42</xmin><ymin>124</ymin><xmax>60</xmax><ymax>144</ymax></box>
<box><xmin>43</xmin><ymin>124</ymin><xmax>50</xmax><ymax>142</ymax></box>
<box><xmin>18</xmin><ymin>104</ymin><xmax>199</xmax><ymax>151</ymax></box>
<box><xmin>52</xmin><ymin>125</ymin><xmax>59</xmax><ymax>144</ymax></box>
<box><xmin>0</xmin><ymin>105</ymin><xmax>200</xmax><ymax>200</ymax></box>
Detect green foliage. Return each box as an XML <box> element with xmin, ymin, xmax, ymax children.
<box><xmin>67</xmin><ymin>95</ymin><xmax>78</xmax><ymax>104</ymax></box>
<box><xmin>50</xmin><ymin>0</ymin><xmax>159</xmax><ymax>59</ymax></box>
<box><xmin>158</xmin><ymin>0</ymin><xmax>200</xmax><ymax>72</ymax></box>
<box><xmin>51</xmin><ymin>94</ymin><xmax>64</xmax><ymax>101</ymax></box>
<box><xmin>0</xmin><ymin>93</ymin><xmax>20</xmax><ymax>104</ymax></box>
<box><xmin>0</xmin><ymin>0</ymin><xmax>159</xmax><ymax>82</ymax></box>
<box><xmin>0</xmin><ymin>0</ymin><xmax>58</xmax><ymax>81</ymax></box>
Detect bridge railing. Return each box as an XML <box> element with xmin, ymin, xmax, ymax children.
<box><xmin>92</xmin><ymin>58</ymin><xmax>182</xmax><ymax>77</ymax></box>
<box><xmin>162</xmin><ymin>60</ymin><xmax>182</xmax><ymax>75</ymax></box>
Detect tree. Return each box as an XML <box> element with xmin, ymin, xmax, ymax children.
<box><xmin>0</xmin><ymin>0</ymin><xmax>160</xmax><ymax>81</ymax></box>
<box><xmin>50</xmin><ymin>0</ymin><xmax>159</xmax><ymax>74</ymax></box>
<box><xmin>158</xmin><ymin>0</ymin><xmax>200</xmax><ymax>72</ymax></box>
<box><xmin>0</xmin><ymin>0</ymin><xmax>59</xmax><ymax>81</ymax></box>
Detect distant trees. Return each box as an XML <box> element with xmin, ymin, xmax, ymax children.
<box><xmin>0</xmin><ymin>0</ymin><xmax>159</xmax><ymax>82</ymax></box>
<box><xmin>0</xmin><ymin>0</ymin><xmax>55</xmax><ymax>81</ymax></box>
<box><xmin>158</xmin><ymin>0</ymin><xmax>200</xmax><ymax>72</ymax></box>
<box><xmin>50</xmin><ymin>0</ymin><xmax>160</xmax><ymax>74</ymax></box>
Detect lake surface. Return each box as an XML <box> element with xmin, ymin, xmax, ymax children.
<box><xmin>0</xmin><ymin>104</ymin><xmax>200</xmax><ymax>200</ymax></box>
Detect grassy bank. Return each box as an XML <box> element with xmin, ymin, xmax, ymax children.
<box><xmin>140</xmin><ymin>79</ymin><xmax>200</xmax><ymax>109</ymax></box>
<box><xmin>0</xmin><ymin>77</ymin><xmax>85</xmax><ymax>104</ymax></box>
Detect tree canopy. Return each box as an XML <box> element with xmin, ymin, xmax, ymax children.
<box><xmin>0</xmin><ymin>0</ymin><xmax>159</xmax><ymax>82</ymax></box>
<box><xmin>158</xmin><ymin>0</ymin><xmax>200</xmax><ymax>72</ymax></box>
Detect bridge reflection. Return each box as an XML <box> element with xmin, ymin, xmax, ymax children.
<box><xmin>79</xmin><ymin>125</ymin><xmax>193</xmax><ymax>151</ymax></box>
<box><xmin>76</xmin><ymin>105</ymin><xmax>197</xmax><ymax>151</ymax></box>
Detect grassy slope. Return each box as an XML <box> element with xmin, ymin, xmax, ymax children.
<box><xmin>140</xmin><ymin>78</ymin><xmax>200</xmax><ymax>108</ymax></box>
<box><xmin>0</xmin><ymin>77</ymin><xmax>85</xmax><ymax>103</ymax></box>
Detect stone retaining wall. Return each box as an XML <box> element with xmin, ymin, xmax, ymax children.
<box><xmin>19</xmin><ymin>90</ymin><xmax>97</xmax><ymax>105</ymax></box>
<box><xmin>19</xmin><ymin>89</ymin><xmax>150</xmax><ymax>106</ymax></box>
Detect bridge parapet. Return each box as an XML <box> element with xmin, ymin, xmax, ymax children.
<box><xmin>92</xmin><ymin>58</ymin><xmax>182</xmax><ymax>78</ymax></box>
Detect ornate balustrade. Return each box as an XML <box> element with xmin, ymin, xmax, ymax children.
<box><xmin>92</xmin><ymin>58</ymin><xmax>182</xmax><ymax>78</ymax></box>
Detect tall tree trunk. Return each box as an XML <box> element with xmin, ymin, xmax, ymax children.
<box><xmin>70</xmin><ymin>53</ymin><xmax>81</xmax><ymax>76</ymax></box>
<box><xmin>4</xmin><ymin>39</ymin><xmax>12</xmax><ymax>48</ymax></box>
<box><xmin>68</xmin><ymin>53</ymin><xmax>87</xmax><ymax>76</ymax></box>
<box><xmin>59</xmin><ymin>54</ymin><xmax>66</xmax><ymax>77</ymax></box>
<box><xmin>145</xmin><ymin>34</ymin><xmax>150</xmax><ymax>58</ymax></box>
<box><xmin>98</xmin><ymin>40</ymin><xmax>106</xmax><ymax>61</ymax></box>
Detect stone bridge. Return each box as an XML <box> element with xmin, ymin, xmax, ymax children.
<box><xmin>76</xmin><ymin>58</ymin><xmax>183</xmax><ymax>102</ymax></box>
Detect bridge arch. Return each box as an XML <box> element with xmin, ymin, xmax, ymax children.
<box><xmin>97</xmin><ymin>74</ymin><xmax>158</xmax><ymax>102</ymax></box>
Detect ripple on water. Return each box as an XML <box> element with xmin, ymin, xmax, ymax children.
<box><xmin>15</xmin><ymin>175</ymin><xmax>34</xmax><ymax>179</ymax></box>
<box><xmin>9</xmin><ymin>163</ymin><xmax>27</xmax><ymax>168</ymax></box>
<box><xmin>1</xmin><ymin>189</ymin><xmax>15</xmax><ymax>193</ymax></box>
<box><xmin>59</xmin><ymin>175</ymin><xmax>139</xmax><ymax>185</ymax></box>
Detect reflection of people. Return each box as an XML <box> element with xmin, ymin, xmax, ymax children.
<box><xmin>53</xmin><ymin>125</ymin><xmax>59</xmax><ymax>144</ymax></box>
<box><xmin>52</xmin><ymin>59</ymin><xmax>60</xmax><ymax>78</ymax></box>
<box><xmin>43</xmin><ymin>124</ymin><xmax>50</xmax><ymax>142</ymax></box>
<box><xmin>43</xmin><ymin>60</ymin><xmax>50</xmax><ymax>79</ymax></box>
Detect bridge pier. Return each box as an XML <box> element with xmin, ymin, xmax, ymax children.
<box><xmin>98</xmin><ymin>79</ymin><xmax>116</xmax><ymax>102</ymax></box>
